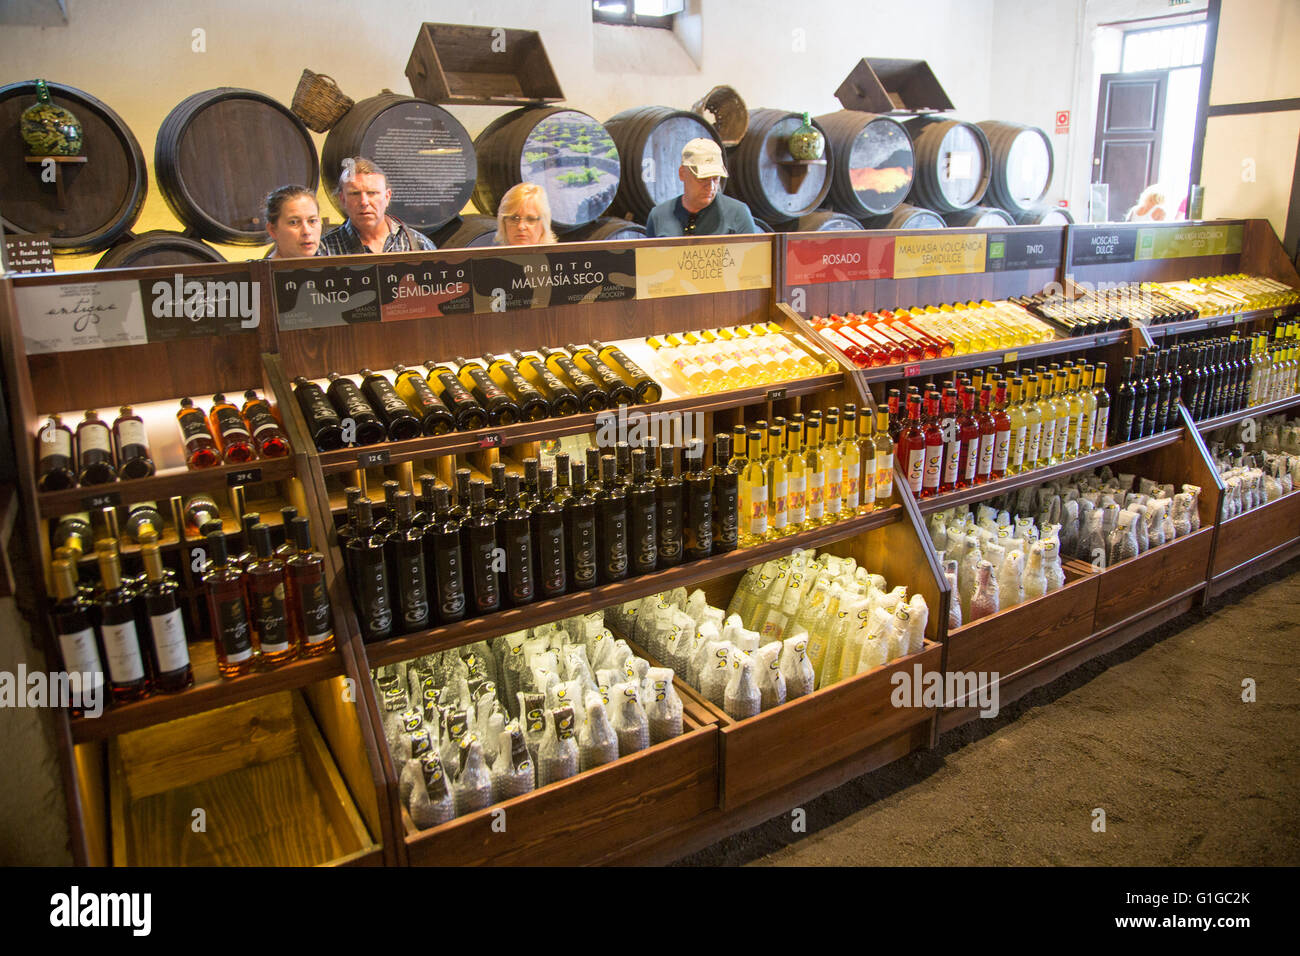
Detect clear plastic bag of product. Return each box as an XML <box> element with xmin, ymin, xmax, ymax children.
<box><xmin>665</xmin><ymin>586</ymin><xmax>688</xmax><ymax>611</ymax></box>
<box><xmin>724</xmin><ymin>654</ymin><xmax>761</xmax><ymax>720</ymax></box>
<box><xmin>409</xmin><ymin>753</ymin><xmax>456</xmax><ymax>829</ymax></box>
<box><xmin>451</xmin><ymin>738</ymin><xmax>492</xmax><ymax>816</ymax></box>
<box><xmin>663</xmin><ymin>610</ymin><xmax>696</xmax><ymax>674</ymax></box>
<box><xmin>780</xmin><ymin>630</ymin><xmax>816</xmax><ymax>700</ymax></box>
<box><xmin>564</xmin><ymin>644</ymin><xmax>598</xmax><ymax>695</ymax></box>
<box><xmin>645</xmin><ymin>667</ymin><xmax>684</xmax><ymax>742</ymax></box>
<box><xmin>727</xmin><ymin>565</ymin><xmax>763</xmax><ymax>620</ymax></box>
<box><xmin>578</xmin><ymin>692</ymin><xmax>620</xmax><ymax>771</ymax></box>
<box><xmin>385</xmin><ymin>705</ymin><xmax>423</xmax><ymax>761</ymax></box>
<box><xmin>611</xmin><ymin>683</ymin><xmax>650</xmax><ymax>755</ymax></box>
<box><xmin>998</xmin><ymin>549</ymin><xmax>1025</xmax><ymax>608</ymax></box>
<box><xmin>699</xmin><ymin>643</ymin><xmax>734</xmax><ymax>706</ymax></box>
<box><xmin>929</xmin><ymin>513</ymin><xmax>948</xmax><ymax>553</ymax></box>
<box><xmin>1107</xmin><ymin>511</ymin><xmax>1140</xmax><ymax>565</ymax></box>
<box><xmin>970</xmin><ymin>560</ymin><xmax>1000</xmax><ymax>621</ymax></box>
<box><xmin>685</xmin><ymin>588</ymin><xmax>709</xmax><ymax>626</ymax></box>
<box><xmin>900</xmin><ymin>593</ymin><xmax>928</xmax><ymax>656</ymax></box>
<box><xmin>754</xmin><ymin>643</ymin><xmax>786</xmax><ymax>711</ymax></box>
<box><xmin>944</xmin><ymin>559</ymin><xmax>962</xmax><ymax>629</ymax></box>
<box><xmin>517</xmin><ymin>692</ymin><xmax>547</xmax><ymax>767</ymax></box>
<box><xmin>480</xmin><ymin>712</ymin><xmax>506</xmax><ymax>767</ymax></box>
<box><xmin>491</xmin><ymin>724</ymin><xmax>536</xmax><ymax>802</ymax></box>
<box><xmin>538</xmin><ymin>707</ymin><xmax>579</xmax><ymax>786</ymax></box>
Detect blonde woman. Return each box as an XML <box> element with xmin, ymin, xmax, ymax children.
<box><xmin>495</xmin><ymin>182</ymin><xmax>558</xmax><ymax>246</ymax></box>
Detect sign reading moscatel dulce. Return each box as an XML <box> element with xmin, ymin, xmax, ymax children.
<box><xmin>378</xmin><ymin>259</ymin><xmax>473</xmax><ymax>320</ymax></box>
<box><xmin>784</xmin><ymin>235</ymin><xmax>895</xmax><ymax>285</ymax></box>
<box><xmin>274</xmin><ymin>265</ymin><xmax>381</xmax><ymax>329</ymax></box>
<box><xmin>472</xmin><ymin>249</ymin><xmax>635</xmax><ymax>312</ymax></box>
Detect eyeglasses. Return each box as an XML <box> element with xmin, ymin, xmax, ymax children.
<box><xmin>505</xmin><ymin>215</ymin><xmax>542</xmax><ymax>225</ymax></box>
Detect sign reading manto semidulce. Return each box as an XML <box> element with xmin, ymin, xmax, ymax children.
<box><xmin>784</xmin><ymin>235</ymin><xmax>895</xmax><ymax>285</ymax></box>
<box><xmin>634</xmin><ymin>241</ymin><xmax>770</xmax><ymax>298</ymax></box>
<box><xmin>892</xmin><ymin>233</ymin><xmax>988</xmax><ymax>279</ymax></box>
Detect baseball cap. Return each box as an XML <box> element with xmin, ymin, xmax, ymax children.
<box><xmin>681</xmin><ymin>138</ymin><xmax>727</xmax><ymax>179</ymax></box>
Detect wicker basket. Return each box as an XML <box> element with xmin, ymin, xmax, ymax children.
<box><xmin>291</xmin><ymin>69</ymin><xmax>354</xmax><ymax>133</ymax></box>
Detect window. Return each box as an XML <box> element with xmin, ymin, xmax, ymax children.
<box><xmin>592</xmin><ymin>0</ymin><xmax>681</xmax><ymax>29</ymax></box>
<box><xmin>1121</xmin><ymin>22</ymin><xmax>1206</xmax><ymax>72</ymax></box>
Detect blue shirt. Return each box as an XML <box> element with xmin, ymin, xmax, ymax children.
<box><xmin>644</xmin><ymin>193</ymin><xmax>758</xmax><ymax>238</ymax></box>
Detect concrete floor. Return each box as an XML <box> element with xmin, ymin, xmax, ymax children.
<box><xmin>2</xmin><ymin>557</ymin><xmax>1297</xmax><ymax>867</ymax></box>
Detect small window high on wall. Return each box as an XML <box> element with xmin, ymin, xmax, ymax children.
<box><xmin>592</xmin><ymin>0</ymin><xmax>683</xmax><ymax>29</ymax></box>
<box><xmin>1092</xmin><ymin>16</ymin><xmax>1207</xmax><ymax>222</ymax></box>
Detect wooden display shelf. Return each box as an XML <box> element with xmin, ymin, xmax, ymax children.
<box><xmin>1093</xmin><ymin>526</ymin><xmax>1215</xmax><ymax>632</ymax></box>
<box><xmin>1194</xmin><ymin>392</ymin><xmax>1300</xmax><ymax>434</ymax></box>
<box><xmin>314</xmin><ymin>373</ymin><xmax>840</xmax><ymax>477</ymax></box>
<box><xmin>69</xmin><ymin>640</ymin><xmax>345</xmax><ymax>743</ymax></box>
<box><xmin>1208</xmin><ymin>489</ymin><xmax>1300</xmax><ymax>595</ymax></box>
<box><xmin>36</xmin><ymin>457</ymin><xmax>298</xmax><ymax>519</ymax></box>
<box><xmin>915</xmin><ymin>429</ymin><xmax>1184</xmax><ymax>515</ymax></box>
<box><xmin>1141</xmin><ymin>305</ymin><xmax>1295</xmax><ymax>339</ymax></box>
<box><xmin>364</xmin><ymin>506</ymin><xmax>904</xmax><ymax>667</ymax></box>
<box><xmin>105</xmin><ymin>691</ymin><xmax>380</xmax><ymax>866</ymax></box>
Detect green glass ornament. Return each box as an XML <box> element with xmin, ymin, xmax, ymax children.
<box><xmin>788</xmin><ymin>112</ymin><xmax>824</xmax><ymax>161</ymax></box>
<box><xmin>21</xmin><ymin>80</ymin><xmax>83</xmax><ymax>156</ymax></box>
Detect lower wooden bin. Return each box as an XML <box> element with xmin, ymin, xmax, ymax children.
<box><xmin>102</xmin><ymin>691</ymin><xmax>381</xmax><ymax>866</ymax></box>
<box><xmin>402</xmin><ymin>715</ymin><xmax>719</xmax><ymax>866</ymax></box>
<box><xmin>1209</xmin><ymin>490</ymin><xmax>1300</xmax><ymax>593</ymax></box>
<box><xmin>1093</xmin><ymin>526</ymin><xmax>1214</xmax><ymax>632</ymax></box>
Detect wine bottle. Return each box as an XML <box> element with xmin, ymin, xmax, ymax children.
<box><xmin>596</xmin><ymin>454</ymin><xmax>629</xmax><ymax>583</ymax></box>
<box><xmin>563</xmin><ymin>461</ymin><xmax>599</xmax><ymax>591</ymax></box>
<box><xmin>386</xmin><ymin>492</ymin><xmax>430</xmax><ymax>633</ymax></box>
<box><xmin>920</xmin><ymin>391</ymin><xmax>943</xmax><ymax>499</ymax></box>
<box><xmin>872</xmin><ymin>408</ymin><xmax>894</xmax><ymax>507</ymax></box>
<box><xmin>325</xmin><ymin>372</ymin><xmax>387</xmax><ymax>445</ymax></box>
<box><xmin>95</xmin><ymin>543</ymin><xmax>151</xmax><ymax>702</ymax></box>
<box><xmin>359</xmin><ymin>368</ymin><xmax>423</xmax><ymax>441</ymax></box>
<box><xmin>36</xmin><ymin>415</ymin><xmax>77</xmax><ymax>491</ymax></box>
<box><xmin>739</xmin><ymin>429</ymin><xmax>768</xmax><ymax>545</ymax></box>
<box><xmin>1092</xmin><ymin>362</ymin><xmax>1110</xmax><ymax>450</ymax></box>
<box><xmin>50</xmin><ymin>512</ymin><xmax>93</xmax><ymax>561</ymax></box>
<box><xmin>292</xmin><ymin>376</ymin><xmax>345</xmax><ymax>450</ymax></box>
<box><xmin>348</xmin><ymin>499</ymin><xmax>395</xmax><ymax>642</ymax></box>
<box><xmin>655</xmin><ymin>444</ymin><xmax>684</xmax><ymax>567</ymax></box>
<box><xmin>285</xmin><ymin>517</ymin><xmax>335</xmax><ymax>656</ymax></box>
<box><xmin>76</xmin><ymin>410</ymin><xmax>117</xmax><ymax>485</ymax></box>
<box><xmin>422</xmin><ymin>485</ymin><xmax>468</xmax><ymax>624</ymax></box>
<box><xmin>482</xmin><ymin>353</ymin><xmax>549</xmax><ymax>422</ymax></box>
<box><xmin>176</xmin><ymin>398</ymin><xmax>220</xmax><ymax>469</ymax></box>
<box><xmin>463</xmin><ymin>481</ymin><xmax>502</xmax><ymax>616</ymax></box>
<box><xmin>202</xmin><ymin>531</ymin><xmax>256</xmax><ymax>677</ymax></box>
<box><xmin>209</xmin><ymin>393</ymin><xmax>256</xmax><ymax>463</ymax></box>
<box><xmin>112</xmin><ymin>406</ymin><xmax>156</xmax><ymax>479</ymax></box>
<box><xmin>898</xmin><ymin>395</ymin><xmax>926</xmax><ymax>496</ymax></box>
<box><xmin>531</xmin><ymin>467</ymin><xmax>567</xmax><ymax>598</ymax></box>
<box><xmin>247</xmin><ymin>523</ymin><xmax>299</xmax><ymax>665</ymax></box>
<box><xmin>1111</xmin><ymin>356</ymin><xmax>1136</xmax><ymax>445</ymax></box>
<box><xmin>820</xmin><ymin>413</ymin><xmax>842</xmax><ymax>522</ymax></box>
<box><xmin>567</xmin><ymin>343</ymin><xmax>636</xmax><ymax>406</ymax></box>
<box><xmin>123</xmin><ymin>501</ymin><xmax>163</xmax><ymax>543</ymax></box>
<box><xmin>240</xmin><ymin>390</ymin><xmax>291</xmax><ymax>458</ymax></box>
<box><xmin>627</xmin><ymin>448</ymin><xmax>658</xmax><ymax>576</ymax></box>
<box><xmin>765</xmin><ymin>424</ymin><xmax>789</xmax><ymax>538</ymax></box>
<box><xmin>711</xmin><ymin>432</ymin><xmax>739</xmax><ymax>554</ymax></box>
<box><xmin>423</xmin><ymin>361</ymin><xmax>489</xmax><ymax>430</ymax></box>
<box><xmin>140</xmin><ymin>541</ymin><xmax>193</xmax><ymax>693</ymax></box>
<box><xmin>991</xmin><ymin>379</ymin><xmax>1013</xmax><ymax>479</ymax></box>
<box><xmin>393</xmin><ymin>364</ymin><xmax>456</xmax><ymax>436</ymax></box>
<box><xmin>454</xmin><ymin>356</ymin><xmax>521</xmax><ymax>426</ymax></box>
<box><xmin>783</xmin><ymin>422</ymin><xmax>807</xmax><ymax>531</ymax></box>
<box><xmin>510</xmin><ymin>350</ymin><xmax>581</xmax><ymax>417</ymax></box>
<box><xmin>50</xmin><ymin>557</ymin><xmax>107</xmax><ymax>715</ymax></box>
<box><xmin>497</xmin><ymin>473</ymin><xmax>536</xmax><ymax>607</ymax></box>
<box><xmin>273</xmin><ymin>505</ymin><xmax>299</xmax><ymax>560</ymax></box>
<box><xmin>592</xmin><ymin>339</ymin><xmax>662</xmax><ymax>404</ymax></box>
<box><xmin>541</xmin><ymin>346</ymin><xmax>609</xmax><ymax>413</ymax></box>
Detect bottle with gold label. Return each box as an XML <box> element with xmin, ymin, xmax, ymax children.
<box><xmin>839</xmin><ymin>407</ymin><xmax>861</xmax><ymax>513</ymax></box>
<box><xmin>872</xmin><ymin>408</ymin><xmax>894</xmax><ymax>509</ymax></box>
<box><xmin>1005</xmin><ymin>377</ymin><xmax>1028</xmax><ymax>476</ymax></box>
<box><xmin>647</xmin><ymin>335</ymin><xmax>712</xmax><ymax>394</ymax></box>
<box><xmin>1048</xmin><ymin>367</ymin><xmax>1071</xmax><ymax>464</ymax></box>
<box><xmin>804</xmin><ymin>414</ymin><xmax>826</xmax><ymax>525</ymax></box>
<box><xmin>1021</xmin><ymin>373</ymin><xmax>1043</xmax><ymax>473</ymax></box>
<box><xmin>739</xmin><ymin>429</ymin><xmax>768</xmax><ymax>546</ymax></box>
<box><xmin>1077</xmin><ymin>364</ymin><xmax>1097</xmax><ymax>458</ymax></box>
<box><xmin>1033</xmin><ymin>368</ymin><xmax>1057</xmax><ymax>468</ymax></box>
<box><xmin>1091</xmin><ymin>362</ymin><xmax>1110</xmax><ymax>450</ymax></box>
<box><xmin>765</xmin><ymin>425</ymin><xmax>789</xmax><ymax>538</ymax></box>
<box><xmin>481</xmin><ymin>353</ymin><xmax>550</xmax><ymax>422</ymax></box>
<box><xmin>783</xmin><ymin>421</ymin><xmax>807</xmax><ymax>532</ymax></box>
<box><xmin>821</xmin><ymin>410</ymin><xmax>843</xmax><ymax>521</ymax></box>
<box><xmin>857</xmin><ymin>409</ymin><xmax>876</xmax><ymax>512</ymax></box>
<box><xmin>510</xmin><ymin>350</ymin><xmax>581</xmax><ymax>417</ymax></box>
<box><xmin>591</xmin><ymin>340</ymin><xmax>662</xmax><ymax>404</ymax></box>
<box><xmin>567</xmin><ymin>343</ymin><xmax>637</xmax><ymax>406</ymax></box>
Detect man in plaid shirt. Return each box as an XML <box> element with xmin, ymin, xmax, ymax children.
<box><xmin>319</xmin><ymin>156</ymin><xmax>437</xmax><ymax>255</ymax></box>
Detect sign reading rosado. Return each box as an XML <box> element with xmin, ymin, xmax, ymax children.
<box><xmin>893</xmin><ymin>233</ymin><xmax>987</xmax><ymax>279</ymax></box>
<box><xmin>378</xmin><ymin>259</ymin><xmax>472</xmax><ymax>321</ymax></box>
<box><xmin>1135</xmin><ymin>224</ymin><xmax>1243</xmax><ymax>260</ymax></box>
<box><xmin>635</xmin><ymin>241</ymin><xmax>770</xmax><ymax>299</ymax></box>
<box><xmin>472</xmin><ymin>249</ymin><xmax>635</xmax><ymax>312</ymax></box>
<box><xmin>784</xmin><ymin>235</ymin><xmax>895</xmax><ymax>285</ymax></box>
<box><xmin>274</xmin><ymin>265</ymin><xmax>381</xmax><ymax>329</ymax></box>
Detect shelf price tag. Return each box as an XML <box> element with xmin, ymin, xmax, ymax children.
<box><xmin>81</xmin><ymin>491</ymin><xmax>122</xmax><ymax>510</ymax></box>
<box><xmin>1002</xmin><ymin>351</ymin><xmax>1019</xmax><ymax>364</ymax></box>
<box><xmin>903</xmin><ymin>364</ymin><xmax>920</xmax><ymax>378</ymax></box>
<box><xmin>765</xmin><ymin>387</ymin><xmax>788</xmax><ymax>401</ymax></box>
<box><xmin>227</xmin><ymin>467</ymin><xmax>263</xmax><ymax>486</ymax></box>
<box><xmin>357</xmin><ymin>450</ymin><xmax>390</xmax><ymax>468</ymax></box>
<box><xmin>477</xmin><ymin>434</ymin><xmax>502</xmax><ymax>449</ymax></box>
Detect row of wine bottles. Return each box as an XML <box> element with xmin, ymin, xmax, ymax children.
<box><xmin>36</xmin><ymin>391</ymin><xmax>290</xmax><ymax>490</ymax></box>
<box><xmin>339</xmin><ymin>440</ymin><xmax>740</xmax><ymax>640</ymax></box>
<box><xmin>1152</xmin><ymin>274</ymin><xmax>1299</xmax><ymax>317</ymax></box>
<box><xmin>292</xmin><ymin>342</ymin><xmax>662</xmax><ymax>451</ymax></box>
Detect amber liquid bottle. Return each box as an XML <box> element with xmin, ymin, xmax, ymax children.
<box><xmin>455</xmin><ymin>356</ymin><xmax>521</xmax><ymax>426</ymax></box>
<box><xmin>246</xmin><ymin>523</ymin><xmax>299</xmax><ymax>666</ymax></box>
<box><xmin>96</xmin><ymin>544</ymin><xmax>152</xmax><ymax>702</ymax></box>
<box><xmin>285</xmin><ymin>517</ymin><xmax>335</xmax><ymax>657</ymax></box>
<box><xmin>423</xmin><ymin>361</ymin><xmax>490</xmax><ymax>431</ymax></box>
<box><xmin>568</xmin><ymin>343</ymin><xmax>637</xmax><ymax>406</ymax></box>
<box><xmin>592</xmin><ymin>339</ymin><xmax>663</xmax><ymax>404</ymax></box>
<box><xmin>510</xmin><ymin>350</ymin><xmax>581</xmax><ymax>416</ymax></box>
<box><xmin>209</xmin><ymin>394</ymin><xmax>256</xmax><ymax>463</ymax></box>
<box><xmin>541</xmin><ymin>346</ymin><xmax>610</xmax><ymax>412</ymax></box>
<box><xmin>240</xmin><ymin>391</ymin><xmax>291</xmax><ymax>458</ymax></box>
<box><xmin>203</xmin><ymin>531</ymin><xmax>256</xmax><ymax>677</ymax></box>
<box><xmin>141</xmin><ymin>541</ymin><xmax>194</xmax><ymax>693</ymax></box>
<box><xmin>483</xmin><ymin>353</ymin><xmax>550</xmax><ymax>422</ymax></box>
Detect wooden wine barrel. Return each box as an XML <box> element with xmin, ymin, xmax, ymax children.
<box><xmin>943</xmin><ymin>205</ymin><xmax>1016</xmax><ymax>228</ymax></box>
<box><xmin>94</xmin><ymin>230</ymin><xmax>226</xmax><ymax>269</ymax></box>
<box><xmin>816</xmin><ymin>110</ymin><xmax>914</xmax><ymax>219</ymax></box>
<box><xmin>725</xmin><ymin>109</ymin><xmax>832</xmax><ymax>225</ymax></box>
<box><xmin>903</xmin><ymin>117</ymin><xmax>991</xmax><ymax>213</ymax></box>
<box><xmin>603</xmin><ymin>106</ymin><xmax>722</xmax><ymax>222</ymax></box>
<box><xmin>323</xmin><ymin>93</ymin><xmax>476</xmax><ymax>233</ymax></box>
<box><xmin>776</xmin><ymin>211</ymin><xmax>863</xmax><ymax>233</ymax></box>
<box><xmin>471</xmin><ymin>107</ymin><xmax>620</xmax><ymax>233</ymax></box>
<box><xmin>559</xmin><ymin>216</ymin><xmax>647</xmax><ymax>242</ymax></box>
<box><xmin>977</xmin><ymin>121</ymin><xmax>1054</xmax><ymax>216</ymax></box>
<box><xmin>860</xmin><ymin>203</ymin><xmax>946</xmax><ymax>230</ymax></box>
<box><xmin>691</xmin><ymin>86</ymin><xmax>748</xmax><ymax>147</ymax></box>
<box><xmin>156</xmin><ymin>88</ymin><xmax>318</xmax><ymax>246</ymax></box>
<box><xmin>0</xmin><ymin>80</ymin><xmax>147</xmax><ymax>255</ymax></box>
<box><xmin>1015</xmin><ymin>205</ymin><xmax>1073</xmax><ymax>225</ymax></box>
<box><xmin>430</xmin><ymin>214</ymin><xmax>500</xmax><ymax>249</ymax></box>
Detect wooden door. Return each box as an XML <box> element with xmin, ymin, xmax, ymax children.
<box><xmin>1092</xmin><ymin>70</ymin><xmax>1169</xmax><ymax>221</ymax></box>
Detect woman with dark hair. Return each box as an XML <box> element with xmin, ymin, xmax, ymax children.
<box><xmin>263</xmin><ymin>184</ymin><xmax>322</xmax><ymax>258</ymax></box>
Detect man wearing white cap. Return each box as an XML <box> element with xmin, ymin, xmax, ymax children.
<box><xmin>645</xmin><ymin>138</ymin><xmax>758</xmax><ymax>238</ymax></box>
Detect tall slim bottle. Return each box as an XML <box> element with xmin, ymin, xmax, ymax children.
<box><xmin>531</xmin><ymin>467</ymin><xmax>568</xmax><ymax>598</ymax></box>
<box><xmin>655</xmin><ymin>445</ymin><xmax>684</xmax><ymax>567</ymax></box>
<box><xmin>50</xmin><ymin>558</ymin><xmax>106</xmax><ymax>714</ymax></box>
<box><xmin>739</xmin><ymin>430</ymin><xmax>768</xmax><ymax>546</ymax></box>
<box><xmin>96</xmin><ymin>544</ymin><xmax>151</xmax><ymax>702</ymax></box>
<box><xmin>463</xmin><ymin>481</ymin><xmax>502</xmax><ymax>615</ymax></box>
<box><xmin>141</xmin><ymin>541</ymin><xmax>193</xmax><ymax>692</ymax></box>
<box><xmin>202</xmin><ymin>532</ymin><xmax>256</xmax><ymax>677</ymax></box>
<box><xmin>497</xmin><ymin>473</ymin><xmax>536</xmax><ymax>607</ymax></box>
<box><xmin>1111</xmin><ymin>356</ymin><xmax>1136</xmax><ymax>445</ymax></box>
<box><xmin>873</xmin><ymin>408</ymin><xmax>894</xmax><ymax>508</ymax></box>
<box><xmin>821</xmin><ymin>412</ymin><xmax>842</xmax><ymax>522</ymax></box>
<box><xmin>387</xmin><ymin>492</ymin><xmax>431</xmax><ymax>632</ymax></box>
<box><xmin>628</xmin><ymin>449</ymin><xmax>658</xmax><ymax>576</ymax></box>
<box><xmin>596</xmin><ymin>455</ymin><xmax>629</xmax><ymax>583</ymax></box>
<box><xmin>683</xmin><ymin>439</ymin><xmax>715</xmax><ymax>559</ymax></box>
<box><xmin>920</xmin><ymin>391</ymin><xmax>943</xmax><ymax>499</ymax></box>
<box><xmin>422</xmin><ymin>485</ymin><xmax>468</xmax><ymax>623</ymax></box>
<box><xmin>247</xmin><ymin>523</ymin><xmax>299</xmax><ymax>666</ymax></box>
<box><xmin>803</xmin><ymin>418</ymin><xmax>826</xmax><ymax>525</ymax></box>
<box><xmin>1063</xmin><ymin>365</ymin><xmax>1085</xmax><ymax>459</ymax></box>
<box><xmin>839</xmin><ymin>409</ymin><xmax>861</xmax><ymax>514</ymax></box>
<box><xmin>563</xmin><ymin>461</ymin><xmax>599</xmax><ymax>591</ymax></box>
<box><xmin>765</xmin><ymin>425</ymin><xmax>790</xmax><ymax>538</ymax></box>
<box><xmin>711</xmin><ymin>432</ymin><xmax>740</xmax><ymax>553</ymax></box>
<box><xmin>1091</xmin><ymin>362</ymin><xmax>1110</xmax><ymax>450</ymax></box>
<box><xmin>783</xmin><ymin>422</ymin><xmax>807</xmax><ymax>531</ymax></box>
<box><xmin>898</xmin><ymin>395</ymin><xmax>926</xmax><ymax>497</ymax></box>
<box><xmin>348</xmin><ymin>499</ymin><xmax>395</xmax><ymax>641</ymax></box>
<box><xmin>285</xmin><ymin>517</ymin><xmax>335</xmax><ymax>656</ymax></box>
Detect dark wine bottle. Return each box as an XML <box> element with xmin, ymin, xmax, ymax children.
<box><xmin>387</xmin><ymin>492</ymin><xmax>430</xmax><ymax>633</ymax></box>
<box><xmin>541</xmin><ymin>346</ymin><xmax>609</xmax><ymax>413</ymax></box>
<box><xmin>567</xmin><ymin>343</ymin><xmax>636</xmax><ymax>406</ymax></box>
<box><xmin>76</xmin><ymin>410</ymin><xmax>117</xmax><ymax>485</ymax></box>
<box><xmin>393</xmin><ymin>364</ymin><xmax>456</xmax><ymax>436</ymax></box>
<box><xmin>348</xmin><ymin>499</ymin><xmax>394</xmax><ymax>642</ymax></box>
<box><xmin>596</xmin><ymin>455</ymin><xmax>628</xmax><ymax>584</ymax></box>
<box><xmin>655</xmin><ymin>443</ymin><xmax>684</xmax><ymax>568</ymax></box>
<box><xmin>292</xmin><ymin>376</ymin><xmax>345</xmax><ymax>450</ymax></box>
<box><xmin>497</xmin><ymin>473</ymin><xmax>535</xmax><ymax>607</ymax></box>
<box><xmin>627</xmin><ymin>448</ymin><xmax>658</xmax><ymax>576</ymax></box>
<box><xmin>463</xmin><ymin>480</ymin><xmax>502</xmax><ymax>615</ymax></box>
<box><xmin>422</xmin><ymin>485</ymin><xmax>467</xmax><ymax>624</ymax></box>
<box><xmin>423</xmin><ymin>360</ymin><xmax>490</xmax><ymax>430</ymax></box>
<box><xmin>683</xmin><ymin>438</ymin><xmax>713</xmax><ymax>561</ymax></box>
<box><xmin>325</xmin><ymin>372</ymin><xmax>387</xmax><ymax>445</ymax></box>
<box><xmin>1111</xmin><ymin>356</ymin><xmax>1136</xmax><ymax>445</ymax></box>
<box><xmin>140</xmin><ymin>541</ymin><xmax>193</xmax><ymax>692</ymax></box>
<box><xmin>50</xmin><ymin>557</ymin><xmax>106</xmax><ymax>715</ymax></box>
<box><xmin>563</xmin><ymin>461</ymin><xmax>598</xmax><ymax>592</ymax></box>
<box><xmin>710</xmin><ymin>431</ymin><xmax>739</xmax><ymax>554</ymax></box>
<box><xmin>531</xmin><ymin>466</ymin><xmax>567</xmax><ymax>599</ymax></box>
<box><xmin>454</xmin><ymin>356</ymin><xmax>521</xmax><ymax>426</ymax></box>
<box><xmin>95</xmin><ymin>543</ymin><xmax>151</xmax><ymax>702</ymax></box>
<box><xmin>360</xmin><ymin>368</ymin><xmax>423</xmax><ymax>441</ymax></box>
<box><xmin>375</xmin><ymin>480</ymin><xmax>400</xmax><ymax>537</ymax></box>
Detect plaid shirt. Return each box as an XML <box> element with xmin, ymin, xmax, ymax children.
<box><xmin>319</xmin><ymin>217</ymin><xmax>436</xmax><ymax>256</ymax></box>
